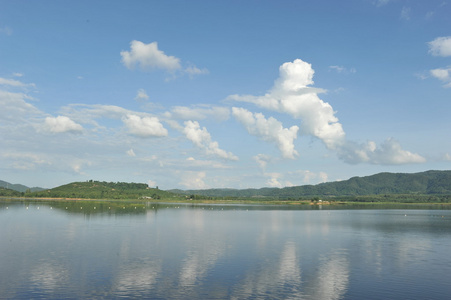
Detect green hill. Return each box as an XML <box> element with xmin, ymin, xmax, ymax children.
<box><xmin>0</xmin><ymin>180</ymin><xmax>45</xmax><ymax>193</ymax></box>
<box><xmin>0</xmin><ymin>187</ymin><xmax>22</xmax><ymax>197</ymax></box>
<box><xmin>171</xmin><ymin>170</ymin><xmax>451</xmax><ymax>199</ymax></box>
<box><xmin>30</xmin><ymin>180</ymin><xmax>181</xmax><ymax>200</ymax></box>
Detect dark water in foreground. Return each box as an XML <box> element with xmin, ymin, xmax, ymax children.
<box><xmin>1</xmin><ymin>201</ymin><xmax>451</xmax><ymax>299</ymax></box>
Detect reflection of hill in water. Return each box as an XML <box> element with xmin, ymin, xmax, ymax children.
<box><xmin>2</xmin><ymin>200</ymin><xmax>451</xmax><ymax>215</ymax></box>
<box><xmin>0</xmin><ymin>200</ymin><xmax>148</xmax><ymax>215</ymax></box>
<box><xmin>51</xmin><ymin>201</ymin><xmax>148</xmax><ymax>215</ymax></box>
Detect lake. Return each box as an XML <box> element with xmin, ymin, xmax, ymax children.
<box><xmin>1</xmin><ymin>200</ymin><xmax>451</xmax><ymax>299</ymax></box>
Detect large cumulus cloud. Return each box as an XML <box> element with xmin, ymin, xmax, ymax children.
<box><xmin>230</xmin><ymin>59</ymin><xmax>345</xmax><ymax>150</ymax></box>
<box><xmin>230</xmin><ymin>59</ymin><xmax>424</xmax><ymax>165</ymax></box>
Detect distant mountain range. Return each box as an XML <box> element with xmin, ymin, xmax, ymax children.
<box><xmin>0</xmin><ymin>180</ymin><xmax>45</xmax><ymax>193</ymax></box>
<box><xmin>170</xmin><ymin>170</ymin><xmax>451</xmax><ymax>198</ymax></box>
<box><xmin>2</xmin><ymin>170</ymin><xmax>451</xmax><ymax>200</ymax></box>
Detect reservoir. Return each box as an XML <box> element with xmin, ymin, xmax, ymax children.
<box><xmin>1</xmin><ymin>200</ymin><xmax>451</xmax><ymax>299</ymax></box>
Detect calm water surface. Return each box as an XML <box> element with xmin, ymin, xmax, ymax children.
<box><xmin>1</xmin><ymin>200</ymin><xmax>451</xmax><ymax>299</ymax></box>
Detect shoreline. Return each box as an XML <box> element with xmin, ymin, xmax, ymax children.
<box><xmin>2</xmin><ymin>196</ymin><xmax>451</xmax><ymax>207</ymax></box>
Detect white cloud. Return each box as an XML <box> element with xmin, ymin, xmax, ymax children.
<box><xmin>329</xmin><ymin>66</ymin><xmax>345</xmax><ymax>73</ymax></box>
<box><xmin>135</xmin><ymin>89</ymin><xmax>149</xmax><ymax>101</ymax></box>
<box><xmin>121</xmin><ymin>40</ymin><xmax>181</xmax><ymax>71</ymax></box>
<box><xmin>266</xmin><ymin>172</ymin><xmax>283</xmax><ymax>188</ymax></box>
<box><xmin>147</xmin><ymin>179</ymin><xmax>157</xmax><ymax>187</ymax></box>
<box><xmin>183</xmin><ymin>120</ymin><xmax>238</xmax><ymax>161</ymax></box>
<box><xmin>232</xmin><ymin>107</ymin><xmax>299</xmax><ymax>159</ymax></box>
<box><xmin>120</xmin><ymin>40</ymin><xmax>208</xmax><ymax>79</ymax></box>
<box><xmin>0</xmin><ymin>77</ymin><xmax>35</xmax><ymax>88</ymax></box>
<box><xmin>184</xmin><ymin>157</ymin><xmax>231</xmax><ymax>169</ymax></box>
<box><xmin>43</xmin><ymin>116</ymin><xmax>83</xmax><ymax>134</ymax></box>
<box><xmin>126</xmin><ymin>149</ymin><xmax>136</xmax><ymax>157</ymax></box>
<box><xmin>338</xmin><ymin>138</ymin><xmax>426</xmax><ymax>165</ymax></box>
<box><xmin>0</xmin><ymin>90</ymin><xmax>41</xmax><ymax>122</ymax></box>
<box><xmin>284</xmin><ymin>170</ymin><xmax>329</xmax><ymax>185</ymax></box>
<box><xmin>122</xmin><ymin>114</ymin><xmax>168</xmax><ymax>137</ymax></box>
<box><xmin>185</xmin><ymin>64</ymin><xmax>209</xmax><ymax>77</ymax></box>
<box><xmin>70</xmin><ymin>159</ymin><xmax>91</xmax><ymax>175</ymax></box>
<box><xmin>3</xmin><ymin>152</ymin><xmax>51</xmax><ymax>170</ymax></box>
<box><xmin>430</xmin><ymin>67</ymin><xmax>451</xmax><ymax>88</ymax></box>
<box><xmin>254</xmin><ymin>154</ymin><xmax>271</xmax><ymax>170</ymax></box>
<box><xmin>318</xmin><ymin>172</ymin><xmax>328</xmax><ymax>183</ymax></box>
<box><xmin>428</xmin><ymin>36</ymin><xmax>451</xmax><ymax>57</ymax></box>
<box><xmin>230</xmin><ymin>59</ymin><xmax>345</xmax><ymax>150</ymax></box>
<box><xmin>60</xmin><ymin>104</ymin><xmax>130</xmax><ymax>126</ymax></box>
<box><xmin>166</xmin><ymin>105</ymin><xmax>230</xmax><ymax>121</ymax></box>
<box><xmin>179</xmin><ymin>171</ymin><xmax>209</xmax><ymax>189</ymax></box>
<box><xmin>230</xmin><ymin>58</ymin><xmax>424</xmax><ymax>166</ymax></box>
<box><xmin>430</xmin><ymin>68</ymin><xmax>450</xmax><ymax>80</ymax></box>
<box><xmin>329</xmin><ymin>66</ymin><xmax>356</xmax><ymax>74</ymax></box>
<box><xmin>263</xmin><ymin>170</ymin><xmax>330</xmax><ymax>188</ymax></box>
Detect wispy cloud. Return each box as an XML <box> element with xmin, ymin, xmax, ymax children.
<box><xmin>185</xmin><ymin>64</ymin><xmax>209</xmax><ymax>77</ymax></box>
<box><xmin>374</xmin><ymin>0</ymin><xmax>390</xmax><ymax>7</ymax></box>
<box><xmin>0</xmin><ymin>77</ymin><xmax>35</xmax><ymax>88</ymax></box>
<box><xmin>329</xmin><ymin>65</ymin><xmax>356</xmax><ymax>74</ymax></box>
<box><xmin>0</xmin><ymin>26</ymin><xmax>12</xmax><ymax>36</ymax></box>
<box><xmin>165</xmin><ymin>105</ymin><xmax>230</xmax><ymax>121</ymax></box>
<box><xmin>338</xmin><ymin>138</ymin><xmax>426</xmax><ymax>165</ymax></box>
<box><xmin>134</xmin><ymin>89</ymin><xmax>149</xmax><ymax>102</ymax></box>
<box><xmin>232</xmin><ymin>107</ymin><xmax>299</xmax><ymax>159</ymax></box>
<box><xmin>179</xmin><ymin>171</ymin><xmax>209</xmax><ymax>189</ymax></box>
<box><xmin>400</xmin><ymin>6</ymin><xmax>411</xmax><ymax>21</ymax></box>
<box><xmin>126</xmin><ymin>149</ymin><xmax>136</xmax><ymax>157</ymax></box>
<box><xmin>182</xmin><ymin>120</ymin><xmax>238</xmax><ymax>161</ymax></box>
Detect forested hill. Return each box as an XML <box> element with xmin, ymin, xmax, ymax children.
<box><xmin>30</xmin><ymin>181</ymin><xmax>180</xmax><ymax>200</ymax></box>
<box><xmin>171</xmin><ymin>170</ymin><xmax>451</xmax><ymax>198</ymax></box>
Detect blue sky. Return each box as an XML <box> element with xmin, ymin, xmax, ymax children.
<box><xmin>1</xmin><ymin>0</ymin><xmax>451</xmax><ymax>189</ymax></box>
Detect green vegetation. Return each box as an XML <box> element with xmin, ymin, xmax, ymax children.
<box><xmin>1</xmin><ymin>170</ymin><xmax>451</xmax><ymax>204</ymax></box>
<box><xmin>28</xmin><ymin>180</ymin><xmax>183</xmax><ymax>200</ymax></box>
<box><xmin>0</xmin><ymin>187</ymin><xmax>22</xmax><ymax>197</ymax></box>
<box><xmin>171</xmin><ymin>170</ymin><xmax>451</xmax><ymax>203</ymax></box>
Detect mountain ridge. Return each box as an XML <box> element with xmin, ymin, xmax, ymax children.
<box><xmin>0</xmin><ymin>180</ymin><xmax>45</xmax><ymax>193</ymax></box>
<box><xmin>2</xmin><ymin>170</ymin><xmax>451</xmax><ymax>200</ymax></box>
<box><xmin>169</xmin><ymin>170</ymin><xmax>451</xmax><ymax>198</ymax></box>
